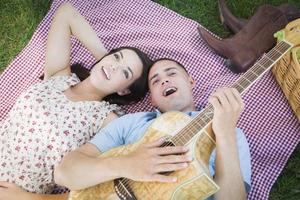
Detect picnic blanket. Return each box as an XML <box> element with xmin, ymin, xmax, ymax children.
<box><xmin>0</xmin><ymin>0</ymin><xmax>299</xmax><ymax>199</ymax></box>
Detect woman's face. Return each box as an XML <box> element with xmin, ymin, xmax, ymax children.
<box><xmin>90</xmin><ymin>49</ymin><xmax>143</xmax><ymax>95</ymax></box>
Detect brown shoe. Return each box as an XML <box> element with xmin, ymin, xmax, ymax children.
<box><xmin>218</xmin><ymin>0</ymin><xmax>247</xmax><ymax>33</ymax></box>
<box><xmin>278</xmin><ymin>3</ymin><xmax>300</xmax><ymax>22</ymax></box>
<box><xmin>198</xmin><ymin>5</ymin><xmax>288</xmax><ymax>73</ymax></box>
<box><xmin>197</xmin><ymin>26</ymin><xmax>257</xmax><ymax>73</ymax></box>
<box><xmin>218</xmin><ymin>1</ymin><xmax>300</xmax><ymax>34</ymax></box>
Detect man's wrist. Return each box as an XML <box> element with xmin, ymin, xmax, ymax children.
<box><xmin>215</xmin><ymin>130</ymin><xmax>237</xmax><ymax>146</ymax></box>
<box><xmin>102</xmin><ymin>156</ymin><xmax>126</xmax><ymax>179</ymax></box>
<box><xmin>214</xmin><ymin>128</ymin><xmax>235</xmax><ymax>137</ymax></box>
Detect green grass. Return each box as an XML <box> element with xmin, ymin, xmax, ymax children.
<box><xmin>156</xmin><ymin>0</ymin><xmax>300</xmax><ymax>37</ymax></box>
<box><xmin>0</xmin><ymin>0</ymin><xmax>299</xmax><ymax>199</ymax></box>
<box><xmin>0</xmin><ymin>0</ymin><xmax>51</xmax><ymax>72</ymax></box>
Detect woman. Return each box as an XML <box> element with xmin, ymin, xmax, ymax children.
<box><xmin>0</xmin><ymin>3</ymin><xmax>152</xmax><ymax>200</ymax></box>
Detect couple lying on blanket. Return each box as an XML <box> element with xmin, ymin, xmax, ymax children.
<box><xmin>0</xmin><ymin>3</ymin><xmax>251</xmax><ymax>200</ymax></box>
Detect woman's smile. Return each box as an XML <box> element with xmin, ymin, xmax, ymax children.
<box><xmin>101</xmin><ymin>66</ymin><xmax>111</xmax><ymax>80</ymax></box>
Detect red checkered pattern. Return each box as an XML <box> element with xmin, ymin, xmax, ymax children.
<box><xmin>0</xmin><ymin>0</ymin><xmax>299</xmax><ymax>199</ymax></box>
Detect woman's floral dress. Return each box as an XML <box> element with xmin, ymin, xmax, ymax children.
<box><xmin>0</xmin><ymin>74</ymin><xmax>119</xmax><ymax>193</ymax></box>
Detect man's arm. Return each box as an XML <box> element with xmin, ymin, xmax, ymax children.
<box><xmin>213</xmin><ymin>131</ymin><xmax>246</xmax><ymax>200</ymax></box>
<box><xmin>208</xmin><ymin>88</ymin><xmax>247</xmax><ymax>200</ymax></box>
<box><xmin>54</xmin><ymin>143</ymin><xmax>124</xmax><ymax>190</ymax></box>
<box><xmin>54</xmin><ymin>138</ymin><xmax>191</xmax><ymax>190</ymax></box>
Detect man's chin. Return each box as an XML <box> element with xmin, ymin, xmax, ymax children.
<box><xmin>158</xmin><ymin>103</ymin><xmax>183</xmax><ymax>113</ymax></box>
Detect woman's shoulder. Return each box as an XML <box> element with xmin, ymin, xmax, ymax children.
<box><xmin>90</xmin><ymin>100</ymin><xmax>123</xmax><ymax>115</ymax></box>
<box><xmin>38</xmin><ymin>73</ymin><xmax>80</xmax><ymax>92</ymax></box>
<box><xmin>48</xmin><ymin>73</ymin><xmax>80</xmax><ymax>86</ymax></box>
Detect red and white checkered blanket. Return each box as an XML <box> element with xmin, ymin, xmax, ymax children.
<box><xmin>0</xmin><ymin>0</ymin><xmax>299</xmax><ymax>199</ymax></box>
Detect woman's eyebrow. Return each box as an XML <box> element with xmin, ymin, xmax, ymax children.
<box><xmin>119</xmin><ymin>51</ymin><xmax>124</xmax><ymax>59</ymax></box>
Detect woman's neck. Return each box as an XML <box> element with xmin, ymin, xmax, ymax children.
<box><xmin>66</xmin><ymin>77</ymin><xmax>107</xmax><ymax>102</ymax></box>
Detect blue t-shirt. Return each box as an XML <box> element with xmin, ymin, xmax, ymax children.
<box><xmin>90</xmin><ymin>110</ymin><xmax>251</xmax><ymax>198</ymax></box>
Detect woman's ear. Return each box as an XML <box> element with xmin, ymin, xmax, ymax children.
<box><xmin>117</xmin><ymin>89</ymin><xmax>131</xmax><ymax>96</ymax></box>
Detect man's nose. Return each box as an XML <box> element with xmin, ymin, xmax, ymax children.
<box><xmin>161</xmin><ymin>79</ymin><xmax>169</xmax><ymax>85</ymax></box>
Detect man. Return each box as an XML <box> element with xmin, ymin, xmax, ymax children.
<box><xmin>55</xmin><ymin>59</ymin><xmax>251</xmax><ymax>200</ymax></box>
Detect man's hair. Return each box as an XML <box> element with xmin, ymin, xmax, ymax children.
<box><xmin>151</xmin><ymin>58</ymin><xmax>189</xmax><ymax>75</ymax></box>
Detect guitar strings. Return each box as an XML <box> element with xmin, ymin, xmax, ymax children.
<box><xmin>116</xmin><ymin>41</ymin><xmax>291</xmax><ymax>194</ymax></box>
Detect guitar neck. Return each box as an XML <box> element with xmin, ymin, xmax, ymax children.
<box><xmin>171</xmin><ymin>40</ymin><xmax>293</xmax><ymax>146</ymax></box>
<box><xmin>233</xmin><ymin>40</ymin><xmax>293</xmax><ymax>94</ymax></box>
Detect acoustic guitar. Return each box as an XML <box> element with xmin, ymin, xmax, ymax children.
<box><xmin>68</xmin><ymin>25</ymin><xmax>300</xmax><ymax>200</ymax></box>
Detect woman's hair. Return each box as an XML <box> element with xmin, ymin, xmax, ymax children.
<box><xmin>71</xmin><ymin>46</ymin><xmax>153</xmax><ymax>105</ymax></box>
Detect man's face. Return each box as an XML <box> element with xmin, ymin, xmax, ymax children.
<box><xmin>148</xmin><ymin>60</ymin><xmax>196</xmax><ymax>112</ymax></box>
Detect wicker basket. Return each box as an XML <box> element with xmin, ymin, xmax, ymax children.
<box><xmin>272</xmin><ymin>44</ymin><xmax>300</xmax><ymax>121</ymax></box>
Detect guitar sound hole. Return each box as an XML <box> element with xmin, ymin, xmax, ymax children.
<box><xmin>114</xmin><ymin>178</ymin><xmax>137</xmax><ymax>200</ymax></box>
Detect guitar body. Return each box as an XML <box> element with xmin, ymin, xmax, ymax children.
<box><xmin>69</xmin><ymin>112</ymin><xmax>219</xmax><ymax>200</ymax></box>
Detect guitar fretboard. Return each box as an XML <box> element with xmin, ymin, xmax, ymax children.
<box><xmin>232</xmin><ymin>41</ymin><xmax>292</xmax><ymax>93</ymax></box>
<box><xmin>171</xmin><ymin>40</ymin><xmax>293</xmax><ymax>146</ymax></box>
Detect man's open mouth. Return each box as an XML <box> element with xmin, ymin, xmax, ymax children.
<box><xmin>163</xmin><ymin>87</ymin><xmax>177</xmax><ymax>97</ymax></box>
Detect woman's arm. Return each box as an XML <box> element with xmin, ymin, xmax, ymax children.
<box><xmin>30</xmin><ymin>193</ymin><xmax>68</xmax><ymax>200</ymax></box>
<box><xmin>44</xmin><ymin>3</ymin><xmax>107</xmax><ymax>80</ymax></box>
<box><xmin>0</xmin><ymin>182</ymin><xmax>68</xmax><ymax>200</ymax></box>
